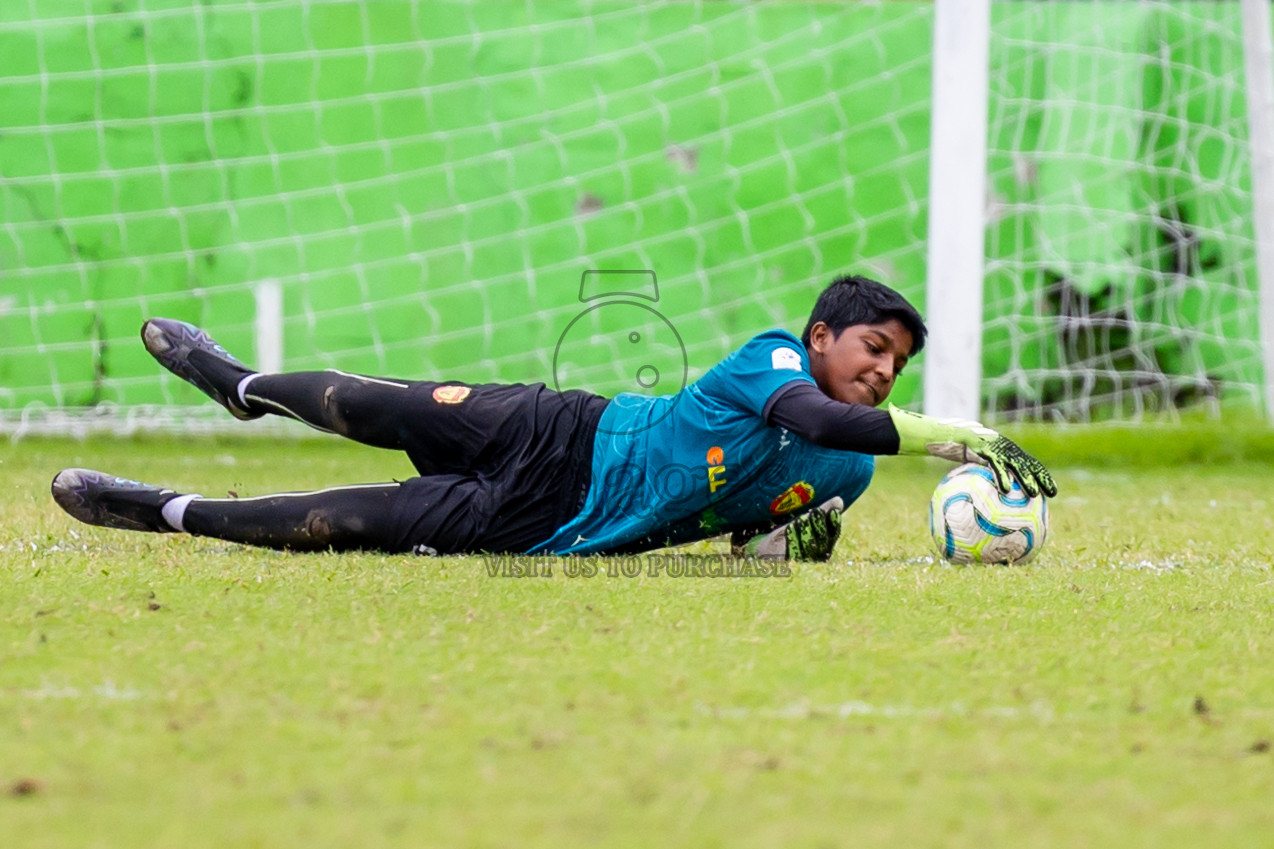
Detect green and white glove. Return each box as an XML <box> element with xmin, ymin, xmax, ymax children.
<box><xmin>731</xmin><ymin>497</ymin><xmax>844</xmax><ymax>562</ymax></box>
<box><xmin>888</xmin><ymin>404</ymin><xmax>1058</xmax><ymax>498</ymax></box>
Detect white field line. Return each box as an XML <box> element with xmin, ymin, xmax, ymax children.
<box><xmin>696</xmin><ymin>699</ymin><xmax>1058</xmax><ymax>722</ymax></box>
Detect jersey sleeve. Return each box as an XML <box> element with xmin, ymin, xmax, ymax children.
<box><xmin>696</xmin><ymin>330</ymin><xmax>816</xmax><ymax>418</ymax></box>
<box><xmin>765</xmin><ymin>381</ymin><xmax>901</xmax><ymax>453</ymax></box>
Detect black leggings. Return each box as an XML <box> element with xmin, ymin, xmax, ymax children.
<box><xmin>181</xmin><ymin>371</ymin><xmax>606</xmax><ymax>554</ymax></box>
<box><xmin>183</xmin><ymin>483</ymin><xmax>403</xmax><ymax>553</ymax></box>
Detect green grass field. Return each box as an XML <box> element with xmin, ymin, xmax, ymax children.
<box><xmin>3</xmin><ymin>428</ymin><xmax>1273</xmax><ymax>848</ymax></box>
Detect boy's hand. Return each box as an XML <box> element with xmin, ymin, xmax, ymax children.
<box><xmin>888</xmin><ymin>405</ymin><xmax>1058</xmax><ymax>498</ymax></box>
<box><xmin>731</xmin><ymin>497</ymin><xmax>844</xmax><ymax>561</ymax></box>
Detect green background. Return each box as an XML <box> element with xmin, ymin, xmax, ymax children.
<box><xmin>0</xmin><ymin>1</ymin><xmax>1265</xmax><ymax>420</ymax></box>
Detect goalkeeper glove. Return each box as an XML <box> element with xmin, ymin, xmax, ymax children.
<box><xmin>731</xmin><ymin>497</ymin><xmax>844</xmax><ymax>561</ymax></box>
<box><xmin>887</xmin><ymin>404</ymin><xmax>1058</xmax><ymax>498</ymax></box>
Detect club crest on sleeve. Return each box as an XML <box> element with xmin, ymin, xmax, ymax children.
<box><xmin>432</xmin><ymin>385</ymin><xmax>471</xmax><ymax>404</ymax></box>
<box><xmin>769</xmin><ymin>481</ymin><xmax>814</xmax><ymax>515</ymax></box>
<box><xmin>770</xmin><ymin>347</ymin><xmax>803</xmax><ymax>372</ymax></box>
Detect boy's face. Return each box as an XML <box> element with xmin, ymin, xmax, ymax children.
<box><xmin>807</xmin><ymin>319</ymin><xmax>913</xmax><ymax>407</ymax></box>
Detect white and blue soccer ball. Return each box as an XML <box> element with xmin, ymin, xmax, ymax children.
<box><xmin>929</xmin><ymin>463</ymin><xmax>1049</xmax><ymax>565</ymax></box>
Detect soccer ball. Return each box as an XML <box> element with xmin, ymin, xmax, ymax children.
<box><xmin>929</xmin><ymin>463</ymin><xmax>1049</xmax><ymax>565</ymax></box>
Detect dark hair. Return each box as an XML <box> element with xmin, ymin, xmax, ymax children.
<box><xmin>800</xmin><ymin>274</ymin><xmax>927</xmax><ymax>355</ymax></box>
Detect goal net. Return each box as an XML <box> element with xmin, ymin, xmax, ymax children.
<box><xmin>0</xmin><ymin>0</ymin><xmax>1267</xmax><ymax>434</ymax></box>
<box><xmin>983</xmin><ymin>1</ymin><xmax>1267</xmax><ymax>422</ymax></box>
<box><xmin>1</xmin><ymin>0</ymin><xmax>939</xmax><ymax>435</ymax></box>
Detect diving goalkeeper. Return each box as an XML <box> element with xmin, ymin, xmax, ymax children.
<box><xmin>51</xmin><ymin>275</ymin><xmax>1057</xmax><ymax>560</ymax></box>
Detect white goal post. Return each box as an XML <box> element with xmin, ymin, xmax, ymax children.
<box><xmin>1242</xmin><ymin>0</ymin><xmax>1274</xmax><ymax>424</ymax></box>
<box><xmin>923</xmin><ymin>0</ymin><xmax>991</xmax><ymax>423</ymax></box>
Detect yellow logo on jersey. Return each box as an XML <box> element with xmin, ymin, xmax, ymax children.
<box><xmin>770</xmin><ymin>481</ymin><xmax>814</xmax><ymax>515</ymax></box>
<box><xmin>706</xmin><ymin>445</ymin><xmax>727</xmax><ymax>493</ymax></box>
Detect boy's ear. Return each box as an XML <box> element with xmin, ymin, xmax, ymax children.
<box><xmin>807</xmin><ymin>321</ymin><xmax>831</xmax><ymax>353</ymax></box>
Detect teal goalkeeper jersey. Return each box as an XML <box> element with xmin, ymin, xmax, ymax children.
<box><xmin>530</xmin><ymin>329</ymin><xmax>875</xmax><ymax>555</ymax></box>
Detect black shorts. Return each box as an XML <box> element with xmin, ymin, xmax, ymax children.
<box><xmin>386</xmin><ymin>382</ymin><xmax>608</xmax><ymax>554</ymax></box>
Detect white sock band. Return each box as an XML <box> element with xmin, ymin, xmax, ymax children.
<box><xmin>236</xmin><ymin>373</ymin><xmax>260</xmax><ymax>408</ymax></box>
<box><xmin>160</xmin><ymin>494</ymin><xmax>200</xmax><ymax>534</ymax></box>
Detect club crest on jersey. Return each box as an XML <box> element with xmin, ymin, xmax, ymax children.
<box><xmin>770</xmin><ymin>347</ymin><xmax>803</xmax><ymax>372</ymax></box>
<box><xmin>770</xmin><ymin>481</ymin><xmax>814</xmax><ymax>515</ymax></box>
<box><xmin>432</xmin><ymin>385</ymin><xmax>471</xmax><ymax>404</ymax></box>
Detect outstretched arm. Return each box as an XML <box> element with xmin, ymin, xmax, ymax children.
<box><xmin>764</xmin><ymin>382</ymin><xmax>899</xmax><ymax>452</ymax></box>
<box><xmin>765</xmin><ymin>383</ymin><xmax>1057</xmax><ymax>497</ymax></box>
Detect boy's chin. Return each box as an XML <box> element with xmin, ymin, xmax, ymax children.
<box><xmin>855</xmin><ymin>383</ymin><xmax>886</xmax><ymax>407</ymax></box>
